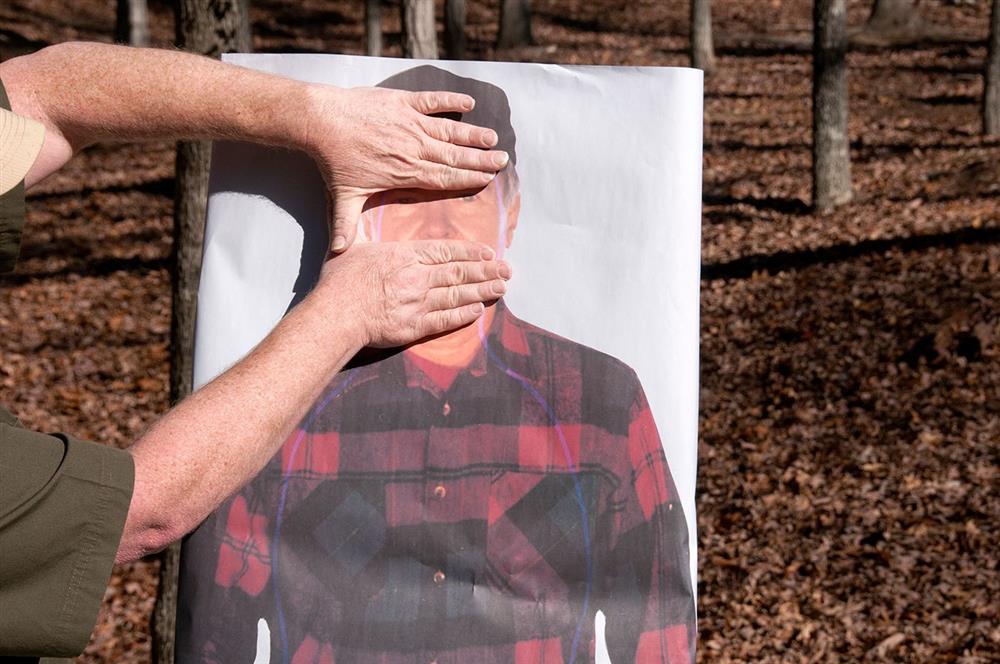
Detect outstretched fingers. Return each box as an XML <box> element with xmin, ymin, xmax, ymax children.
<box><xmin>421</xmin><ymin>115</ymin><xmax>499</xmax><ymax>150</ymax></box>
<box><xmin>428</xmin><ymin>259</ymin><xmax>511</xmax><ymax>288</ymax></box>
<box><xmin>347</xmin><ymin>238</ymin><xmax>512</xmax><ymax>347</ymax></box>
<box><xmin>426</xmin><ymin>279</ymin><xmax>507</xmax><ymax>311</ymax></box>
<box><xmin>407</xmin><ymin>90</ymin><xmax>476</xmax><ymax>116</ymax></box>
<box><xmin>413</xmin><ymin>239</ymin><xmax>512</xmax><ymax>337</ymax></box>
<box><xmin>422</xmin><ymin>139</ymin><xmax>509</xmax><ymax>174</ymax></box>
<box><xmin>408</xmin><ymin>95</ymin><xmax>508</xmax><ymax>190</ymax></box>
<box><xmin>410</xmin><ymin>161</ymin><xmax>495</xmax><ymax>193</ymax></box>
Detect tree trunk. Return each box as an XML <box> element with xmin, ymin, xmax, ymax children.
<box><xmin>445</xmin><ymin>0</ymin><xmax>467</xmax><ymax>60</ymax></box>
<box><xmin>813</xmin><ymin>0</ymin><xmax>853</xmax><ymax>212</ymax></box>
<box><xmin>365</xmin><ymin>0</ymin><xmax>382</xmax><ymax>56</ymax></box>
<box><xmin>690</xmin><ymin>0</ymin><xmax>716</xmax><ymax>74</ymax></box>
<box><xmin>153</xmin><ymin>3</ymin><xmax>251</xmax><ymax>663</ymax></box>
<box><xmin>497</xmin><ymin>0</ymin><xmax>533</xmax><ymax>49</ymax></box>
<box><xmin>169</xmin><ymin>137</ymin><xmax>219</xmax><ymax>410</ymax></box>
<box><xmin>865</xmin><ymin>0</ymin><xmax>923</xmax><ymax>36</ymax></box>
<box><xmin>400</xmin><ymin>0</ymin><xmax>438</xmax><ymax>59</ymax></box>
<box><xmin>985</xmin><ymin>0</ymin><xmax>1000</xmax><ymax>135</ymax></box>
<box><xmin>116</xmin><ymin>0</ymin><xmax>150</xmax><ymax>46</ymax></box>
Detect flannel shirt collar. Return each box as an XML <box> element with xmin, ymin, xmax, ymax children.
<box><xmin>402</xmin><ymin>298</ymin><xmax>532</xmax><ymax>396</ymax></box>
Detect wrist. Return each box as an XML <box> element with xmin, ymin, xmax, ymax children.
<box><xmin>231</xmin><ymin>74</ymin><xmax>318</xmax><ymax>154</ymax></box>
<box><xmin>295</xmin><ymin>281</ymin><xmax>369</xmax><ymax>356</ymax></box>
<box><xmin>292</xmin><ymin>82</ymin><xmax>347</xmax><ymax>159</ymax></box>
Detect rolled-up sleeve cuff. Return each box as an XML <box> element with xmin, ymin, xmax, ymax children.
<box><xmin>0</xmin><ymin>427</ymin><xmax>134</xmax><ymax>657</ymax></box>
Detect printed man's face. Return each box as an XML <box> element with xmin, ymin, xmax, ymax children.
<box><xmin>364</xmin><ymin>176</ymin><xmax>520</xmax><ymax>251</ymax></box>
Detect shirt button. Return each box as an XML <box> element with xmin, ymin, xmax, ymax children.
<box><xmin>433</xmin><ymin>570</ymin><xmax>446</xmax><ymax>585</ymax></box>
<box><xmin>433</xmin><ymin>484</ymin><xmax>447</xmax><ymax>499</ymax></box>
<box><xmin>442</xmin><ymin>401</ymin><xmax>451</xmax><ymax>416</ymax></box>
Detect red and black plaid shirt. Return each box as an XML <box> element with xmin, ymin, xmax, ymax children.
<box><xmin>178</xmin><ymin>302</ymin><xmax>695</xmax><ymax>663</ymax></box>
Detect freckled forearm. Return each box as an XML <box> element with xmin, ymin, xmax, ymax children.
<box><xmin>116</xmin><ymin>291</ymin><xmax>364</xmax><ymax>563</ymax></box>
<box><xmin>0</xmin><ymin>41</ymin><xmax>325</xmax><ymax>184</ymax></box>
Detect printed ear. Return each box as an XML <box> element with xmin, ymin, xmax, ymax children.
<box><xmin>253</xmin><ymin>618</ymin><xmax>271</xmax><ymax>664</ymax></box>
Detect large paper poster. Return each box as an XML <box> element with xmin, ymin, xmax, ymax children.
<box><xmin>178</xmin><ymin>55</ymin><xmax>702</xmax><ymax>663</ymax></box>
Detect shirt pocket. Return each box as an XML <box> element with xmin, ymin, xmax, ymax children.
<box><xmin>485</xmin><ymin>469</ymin><xmax>607</xmax><ymax>596</ymax></box>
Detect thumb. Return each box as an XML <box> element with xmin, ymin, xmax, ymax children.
<box><xmin>330</xmin><ymin>189</ymin><xmax>365</xmax><ymax>253</ymax></box>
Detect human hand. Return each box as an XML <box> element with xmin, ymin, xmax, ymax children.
<box><xmin>317</xmin><ymin>239</ymin><xmax>511</xmax><ymax>348</ymax></box>
<box><xmin>300</xmin><ymin>85</ymin><xmax>509</xmax><ymax>253</ymax></box>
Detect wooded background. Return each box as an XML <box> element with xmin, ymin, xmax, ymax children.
<box><xmin>0</xmin><ymin>0</ymin><xmax>997</xmax><ymax>661</ymax></box>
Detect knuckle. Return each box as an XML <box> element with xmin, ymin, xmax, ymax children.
<box><xmin>448</xmin><ymin>263</ymin><xmax>465</xmax><ymax>284</ymax></box>
<box><xmin>409</xmin><ymin>242</ymin><xmax>429</xmax><ymax>262</ymax></box>
<box><xmin>415</xmin><ymin>139</ymin><xmax>435</xmax><ymax>163</ymax></box>
<box><xmin>423</xmin><ymin>313</ymin><xmax>440</xmax><ymax>335</ymax></box>
<box><xmin>436</xmin><ymin>241</ymin><xmax>453</xmax><ymax>263</ymax></box>
<box><xmin>447</xmin><ymin>285</ymin><xmax>461</xmax><ymax>308</ymax></box>
<box><xmin>434</xmin><ymin>118</ymin><xmax>455</xmax><ymax>142</ymax></box>
<box><xmin>435</xmin><ymin>168</ymin><xmax>455</xmax><ymax>189</ymax></box>
<box><xmin>444</xmin><ymin>146</ymin><xmax>461</xmax><ymax>168</ymax></box>
<box><xmin>416</xmin><ymin>114</ymin><xmax>436</xmax><ymax>136</ymax></box>
<box><xmin>440</xmin><ymin>121</ymin><xmax>464</xmax><ymax>144</ymax></box>
<box><xmin>416</xmin><ymin>91</ymin><xmax>435</xmax><ymax>112</ymax></box>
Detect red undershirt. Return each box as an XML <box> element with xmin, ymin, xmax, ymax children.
<box><xmin>408</xmin><ymin>353</ymin><xmax>461</xmax><ymax>392</ymax></box>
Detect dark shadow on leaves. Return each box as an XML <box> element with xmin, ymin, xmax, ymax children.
<box><xmin>702</xmin><ymin>225</ymin><xmax>1000</xmax><ymax>281</ymax></box>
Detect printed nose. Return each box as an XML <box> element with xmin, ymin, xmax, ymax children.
<box><xmin>416</xmin><ymin>214</ymin><xmax>458</xmax><ymax>240</ymax></box>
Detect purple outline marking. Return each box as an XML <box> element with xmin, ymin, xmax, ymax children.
<box><xmin>476</xmin><ymin>317</ymin><xmax>595</xmax><ymax>662</ymax></box>
<box><xmin>271</xmin><ymin>369</ymin><xmax>358</xmax><ymax>664</ymax></box>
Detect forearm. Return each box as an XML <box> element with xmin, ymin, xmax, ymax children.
<box><xmin>116</xmin><ymin>293</ymin><xmax>363</xmax><ymax>563</ymax></box>
<box><xmin>0</xmin><ymin>41</ymin><xmax>314</xmax><ymax>185</ymax></box>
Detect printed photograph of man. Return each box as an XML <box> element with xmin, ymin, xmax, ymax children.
<box><xmin>178</xmin><ymin>66</ymin><xmax>696</xmax><ymax>664</ymax></box>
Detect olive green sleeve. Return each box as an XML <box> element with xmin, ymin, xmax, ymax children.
<box><xmin>0</xmin><ymin>411</ymin><xmax>135</xmax><ymax>658</ymax></box>
<box><xmin>0</xmin><ymin>76</ymin><xmax>28</xmax><ymax>275</ymax></box>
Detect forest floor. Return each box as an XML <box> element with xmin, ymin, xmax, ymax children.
<box><xmin>1</xmin><ymin>0</ymin><xmax>997</xmax><ymax>662</ymax></box>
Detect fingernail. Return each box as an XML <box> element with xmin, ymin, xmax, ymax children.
<box><xmin>492</xmin><ymin>280</ymin><xmax>506</xmax><ymax>295</ymax></box>
<box><xmin>499</xmin><ymin>263</ymin><xmax>512</xmax><ymax>279</ymax></box>
<box><xmin>464</xmin><ymin>97</ymin><xmax>475</xmax><ymax>111</ymax></box>
<box><xmin>480</xmin><ymin>247</ymin><xmax>496</xmax><ymax>260</ymax></box>
<box><xmin>332</xmin><ymin>235</ymin><xmax>347</xmax><ymax>251</ymax></box>
<box><xmin>484</xmin><ymin>129</ymin><xmax>498</xmax><ymax>146</ymax></box>
<box><xmin>493</xmin><ymin>151</ymin><xmax>509</xmax><ymax>167</ymax></box>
